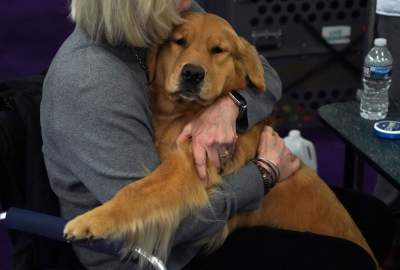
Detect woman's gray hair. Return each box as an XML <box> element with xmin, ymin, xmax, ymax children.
<box><xmin>70</xmin><ymin>0</ymin><xmax>185</xmax><ymax>47</ymax></box>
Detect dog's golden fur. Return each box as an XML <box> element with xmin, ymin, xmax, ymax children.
<box><xmin>64</xmin><ymin>12</ymin><xmax>378</xmax><ymax>268</ymax></box>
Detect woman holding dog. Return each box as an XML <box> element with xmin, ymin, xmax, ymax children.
<box><xmin>41</xmin><ymin>0</ymin><xmax>393</xmax><ymax>269</ymax></box>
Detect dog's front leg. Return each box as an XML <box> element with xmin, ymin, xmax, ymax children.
<box><xmin>64</xmin><ymin>144</ymin><xmax>215</xmax><ymax>262</ymax></box>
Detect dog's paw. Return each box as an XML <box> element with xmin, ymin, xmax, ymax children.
<box><xmin>63</xmin><ymin>207</ymin><xmax>116</xmax><ymax>241</ymax></box>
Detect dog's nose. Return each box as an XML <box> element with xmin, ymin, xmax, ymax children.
<box><xmin>181</xmin><ymin>64</ymin><xmax>205</xmax><ymax>84</ymax></box>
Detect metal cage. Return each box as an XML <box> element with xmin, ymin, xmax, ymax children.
<box><xmin>204</xmin><ymin>0</ymin><xmax>373</xmax><ymax>129</ymax></box>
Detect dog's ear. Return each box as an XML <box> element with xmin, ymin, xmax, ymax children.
<box><xmin>236</xmin><ymin>37</ymin><xmax>266</xmax><ymax>92</ymax></box>
<box><xmin>146</xmin><ymin>46</ymin><xmax>159</xmax><ymax>84</ymax></box>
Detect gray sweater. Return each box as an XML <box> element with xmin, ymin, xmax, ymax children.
<box><xmin>40</xmin><ymin>12</ymin><xmax>282</xmax><ymax>270</ymax></box>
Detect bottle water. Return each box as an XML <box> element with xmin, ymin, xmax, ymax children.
<box><xmin>284</xmin><ymin>130</ymin><xmax>317</xmax><ymax>171</ymax></box>
<box><xmin>360</xmin><ymin>38</ymin><xmax>393</xmax><ymax>120</ymax></box>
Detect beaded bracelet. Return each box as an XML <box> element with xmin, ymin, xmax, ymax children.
<box><xmin>256</xmin><ymin>157</ymin><xmax>281</xmax><ymax>182</ymax></box>
<box><xmin>251</xmin><ymin>159</ymin><xmax>278</xmax><ymax>194</ymax></box>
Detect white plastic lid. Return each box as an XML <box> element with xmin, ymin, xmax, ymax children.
<box><xmin>289</xmin><ymin>129</ymin><xmax>301</xmax><ymax>137</ymax></box>
<box><xmin>374</xmin><ymin>38</ymin><xmax>387</xmax><ymax>46</ymax></box>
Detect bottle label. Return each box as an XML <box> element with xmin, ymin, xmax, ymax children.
<box><xmin>364</xmin><ymin>65</ymin><xmax>392</xmax><ymax>80</ymax></box>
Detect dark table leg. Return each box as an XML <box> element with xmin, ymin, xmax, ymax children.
<box><xmin>355</xmin><ymin>154</ymin><xmax>365</xmax><ymax>191</ymax></box>
<box><xmin>344</xmin><ymin>144</ymin><xmax>355</xmax><ymax>189</ymax></box>
<box><xmin>343</xmin><ymin>144</ymin><xmax>364</xmax><ymax>190</ymax></box>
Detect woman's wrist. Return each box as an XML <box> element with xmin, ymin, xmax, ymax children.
<box><xmin>227</xmin><ymin>91</ymin><xmax>249</xmax><ymax>132</ymax></box>
<box><xmin>222</xmin><ymin>95</ymin><xmax>240</xmax><ymax>120</ymax></box>
<box><xmin>256</xmin><ymin>157</ymin><xmax>280</xmax><ymax>182</ymax></box>
<box><xmin>251</xmin><ymin>158</ymin><xmax>279</xmax><ymax>194</ymax></box>
<box><xmin>228</xmin><ymin>91</ymin><xmax>247</xmax><ymax>120</ymax></box>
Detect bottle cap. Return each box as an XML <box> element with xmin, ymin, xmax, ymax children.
<box><xmin>289</xmin><ymin>130</ymin><xmax>301</xmax><ymax>137</ymax></box>
<box><xmin>374</xmin><ymin>120</ymin><xmax>400</xmax><ymax>139</ymax></box>
<box><xmin>374</xmin><ymin>38</ymin><xmax>387</xmax><ymax>47</ymax></box>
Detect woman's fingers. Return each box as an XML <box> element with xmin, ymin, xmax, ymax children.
<box><xmin>176</xmin><ymin>123</ymin><xmax>193</xmax><ymax>144</ymax></box>
<box><xmin>176</xmin><ymin>96</ymin><xmax>239</xmax><ymax>186</ymax></box>
<box><xmin>192</xmin><ymin>143</ymin><xmax>208</xmax><ymax>184</ymax></box>
<box><xmin>207</xmin><ymin>145</ymin><xmax>221</xmax><ymax>171</ymax></box>
<box><xmin>258</xmin><ymin>126</ymin><xmax>280</xmax><ymax>156</ymax></box>
<box><xmin>257</xmin><ymin>125</ymin><xmax>301</xmax><ymax>182</ymax></box>
<box><xmin>188</xmin><ymin>123</ymin><xmax>301</xmax><ymax>186</ymax></box>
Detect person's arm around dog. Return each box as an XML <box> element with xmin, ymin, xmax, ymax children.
<box><xmin>41</xmin><ymin>1</ymin><xmax>295</xmax><ymax>269</ymax></box>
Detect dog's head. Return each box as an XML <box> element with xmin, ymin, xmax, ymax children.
<box><xmin>148</xmin><ymin>12</ymin><xmax>265</xmax><ymax>106</ymax></box>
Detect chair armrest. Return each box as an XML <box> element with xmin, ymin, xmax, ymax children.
<box><xmin>0</xmin><ymin>207</ymin><xmax>166</xmax><ymax>270</ymax></box>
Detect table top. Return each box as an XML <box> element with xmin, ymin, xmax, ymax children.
<box><xmin>318</xmin><ymin>99</ymin><xmax>400</xmax><ymax>189</ymax></box>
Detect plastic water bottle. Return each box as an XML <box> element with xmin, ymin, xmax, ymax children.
<box><xmin>284</xmin><ymin>130</ymin><xmax>317</xmax><ymax>171</ymax></box>
<box><xmin>360</xmin><ymin>38</ymin><xmax>393</xmax><ymax>120</ymax></box>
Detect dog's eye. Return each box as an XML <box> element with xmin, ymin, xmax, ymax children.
<box><xmin>175</xmin><ymin>38</ymin><xmax>187</xmax><ymax>46</ymax></box>
<box><xmin>211</xmin><ymin>46</ymin><xmax>225</xmax><ymax>54</ymax></box>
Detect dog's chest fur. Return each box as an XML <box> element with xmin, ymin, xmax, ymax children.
<box><xmin>151</xmin><ymin>87</ymin><xmax>203</xmax><ymax>161</ymax></box>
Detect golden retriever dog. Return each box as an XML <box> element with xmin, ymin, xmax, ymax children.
<box><xmin>64</xmin><ymin>12</ymin><xmax>378</xmax><ymax>268</ymax></box>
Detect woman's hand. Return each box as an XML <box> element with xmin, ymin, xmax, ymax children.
<box><xmin>257</xmin><ymin>126</ymin><xmax>301</xmax><ymax>182</ymax></box>
<box><xmin>177</xmin><ymin>96</ymin><xmax>239</xmax><ymax>184</ymax></box>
